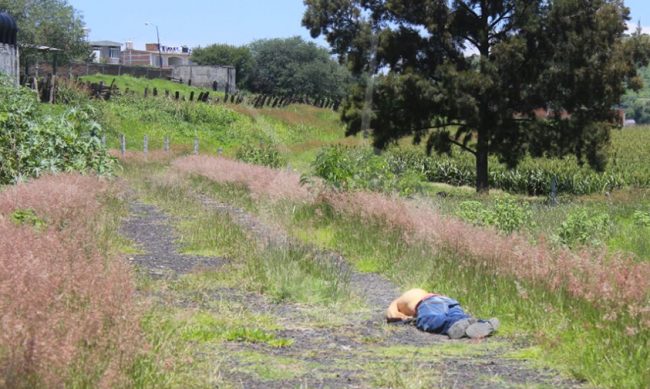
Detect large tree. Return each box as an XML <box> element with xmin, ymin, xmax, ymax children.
<box><xmin>303</xmin><ymin>0</ymin><xmax>650</xmax><ymax>192</ymax></box>
<box><xmin>0</xmin><ymin>0</ymin><xmax>89</xmax><ymax>69</ymax></box>
<box><xmin>191</xmin><ymin>44</ymin><xmax>255</xmax><ymax>88</ymax></box>
<box><xmin>247</xmin><ymin>36</ymin><xmax>351</xmax><ymax>100</ymax></box>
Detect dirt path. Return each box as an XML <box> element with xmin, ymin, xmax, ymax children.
<box><xmin>122</xmin><ymin>193</ymin><xmax>584</xmax><ymax>388</ymax></box>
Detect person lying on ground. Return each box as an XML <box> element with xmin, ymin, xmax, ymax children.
<box><xmin>386</xmin><ymin>288</ymin><xmax>499</xmax><ymax>339</ymax></box>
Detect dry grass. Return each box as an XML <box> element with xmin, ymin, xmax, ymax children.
<box><xmin>172</xmin><ymin>155</ymin><xmax>313</xmax><ymax>202</ymax></box>
<box><xmin>324</xmin><ymin>191</ymin><xmax>650</xmax><ymax>327</ymax></box>
<box><xmin>171</xmin><ymin>157</ymin><xmax>650</xmax><ymax>329</ymax></box>
<box><xmin>0</xmin><ymin>174</ymin><xmax>142</xmax><ymax>388</ymax></box>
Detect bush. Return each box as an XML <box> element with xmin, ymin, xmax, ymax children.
<box><xmin>236</xmin><ymin>143</ymin><xmax>285</xmax><ymax>168</ymax></box>
<box><xmin>457</xmin><ymin>197</ymin><xmax>531</xmax><ymax>234</ymax></box>
<box><xmin>312</xmin><ymin>145</ymin><xmax>423</xmax><ymax>195</ymax></box>
<box><xmin>0</xmin><ymin>77</ymin><xmax>115</xmax><ymax>184</ymax></box>
<box><xmin>632</xmin><ymin>210</ymin><xmax>650</xmax><ymax>227</ymax></box>
<box><xmin>556</xmin><ymin>208</ymin><xmax>612</xmax><ymax>247</ymax></box>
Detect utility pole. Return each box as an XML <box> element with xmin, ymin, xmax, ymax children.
<box><xmin>145</xmin><ymin>22</ymin><xmax>163</xmax><ymax>69</ymax></box>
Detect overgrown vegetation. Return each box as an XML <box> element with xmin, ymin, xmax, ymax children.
<box><xmin>0</xmin><ymin>77</ymin><xmax>115</xmax><ymax>184</ymax></box>
<box><xmin>175</xmin><ymin>158</ymin><xmax>649</xmax><ymax>388</ymax></box>
<box><xmin>312</xmin><ymin>135</ymin><xmax>650</xmax><ymax>196</ymax></box>
<box><xmin>0</xmin><ymin>174</ymin><xmax>141</xmax><ymax>388</ymax></box>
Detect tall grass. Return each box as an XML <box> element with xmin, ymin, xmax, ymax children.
<box><xmin>0</xmin><ymin>174</ymin><xmax>142</xmax><ymax>388</ymax></box>
<box><xmin>173</xmin><ymin>156</ymin><xmax>650</xmax><ymax>388</ymax></box>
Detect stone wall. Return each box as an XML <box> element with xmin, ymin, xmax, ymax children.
<box><xmin>0</xmin><ymin>43</ymin><xmax>18</xmax><ymax>84</ymax></box>
<box><xmin>171</xmin><ymin>65</ymin><xmax>236</xmax><ymax>92</ymax></box>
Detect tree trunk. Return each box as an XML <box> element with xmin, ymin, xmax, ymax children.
<box><xmin>476</xmin><ymin>128</ymin><xmax>489</xmax><ymax>194</ymax></box>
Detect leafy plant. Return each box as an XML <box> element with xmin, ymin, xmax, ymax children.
<box><xmin>556</xmin><ymin>209</ymin><xmax>612</xmax><ymax>247</ymax></box>
<box><xmin>312</xmin><ymin>145</ymin><xmax>423</xmax><ymax>195</ymax></box>
<box><xmin>0</xmin><ymin>76</ymin><xmax>115</xmax><ymax>184</ymax></box>
<box><xmin>236</xmin><ymin>143</ymin><xmax>285</xmax><ymax>168</ymax></box>
<box><xmin>457</xmin><ymin>197</ymin><xmax>531</xmax><ymax>234</ymax></box>
<box><xmin>632</xmin><ymin>210</ymin><xmax>650</xmax><ymax>227</ymax></box>
<box><xmin>10</xmin><ymin>208</ymin><xmax>46</xmax><ymax>229</ymax></box>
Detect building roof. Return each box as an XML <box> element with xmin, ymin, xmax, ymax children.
<box><xmin>0</xmin><ymin>11</ymin><xmax>18</xmax><ymax>45</ymax></box>
<box><xmin>90</xmin><ymin>40</ymin><xmax>122</xmax><ymax>48</ymax></box>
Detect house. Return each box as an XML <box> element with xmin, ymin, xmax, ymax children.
<box><xmin>121</xmin><ymin>42</ymin><xmax>191</xmax><ymax>68</ymax></box>
<box><xmin>90</xmin><ymin>41</ymin><xmax>121</xmax><ymax>64</ymax></box>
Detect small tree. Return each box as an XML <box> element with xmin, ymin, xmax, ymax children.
<box><xmin>304</xmin><ymin>0</ymin><xmax>650</xmax><ymax>192</ymax></box>
<box><xmin>0</xmin><ymin>0</ymin><xmax>90</xmax><ymax>69</ymax></box>
<box><xmin>246</xmin><ymin>36</ymin><xmax>351</xmax><ymax>100</ymax></box>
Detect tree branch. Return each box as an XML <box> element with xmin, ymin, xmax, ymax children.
<box><xmin>448</xmin><ymin>137</ymin><xmax>477</xmax><ymax>155</ymax></box>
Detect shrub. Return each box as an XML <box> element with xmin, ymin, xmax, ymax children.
<box><xmin>0</xmin><ymin>77</ymin><xmax>115</xmax><ymax>184</ymax></box>
<box><xmin>236</xmin><ymin>143</ymin><xmax>285</xmax><ymax>168</ymax></box>
<box><xmin>312</xmin><ymin>145</ymin><xmax>423</xmax><ymax>195</ymax></box>
<box><xmin>457</xmin><ymin>197</ymin><xmax>531</xmax><ymax>234</ymax></box>
<box><xmin>556</xmin><ymin>208</ymin><xmax>612</xmax><ymax>247</ymax></box>
<box><xmin>632</xmin><ymin>210</ymin><xmax>650</xmax><ymax>227</ymax></box>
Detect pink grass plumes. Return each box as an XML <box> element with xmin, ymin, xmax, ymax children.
<box><xmin>0</xmin><ymin>174</ymin><xmax>141</xmax><ymax>388</ymax></box>
<box><xmin>169</xmin><ymin>156</ymin><xmax>650</xmax><ymax>324</ymax></box>
<box><xmin>172</xmin><ymin>155</ymin><xmax>313</xmax><ymax>202</ymax></box>
<box><xmin>330</xmin><ymin>192</ymin><xmax>650</xmax><ymax>322</ymax></box>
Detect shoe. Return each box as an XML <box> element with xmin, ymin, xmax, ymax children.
<box><xmin>447</xmin><ymin>318</ymin><xmax>476</xmax><ymax>339</ymax></box>
<box><xmin>465</xmin><ymin>318</ymin><xmax>500</xmax><ymax>339</ymax></box>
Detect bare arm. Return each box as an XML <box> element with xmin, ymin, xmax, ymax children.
<box><xmin>386</xmin><ymin>297</ymin><xmax>413</xmax><ymax>322</ymax></box>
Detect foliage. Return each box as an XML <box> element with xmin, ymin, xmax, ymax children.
<box><xmin>312</xmin><ymin>145</ymin><xmax>424</xmax><ymax>195</ymax></box>
<box><xmin>556</xmin><ymin>209</ymin><xmax>612</xmax><ymax>247</ymax></box>
<box><xmin>246</xmin><ymin>37</ymin><xmax>350</xmax><ymax>100</ymax></box>
<box><xmin>235</xmin><ymin>143</ymin><xmax>285</xmax><ymax>168</ymax></box>
<box><xmin>0</xmin><ymin>0</ymin><xmax>90</xmax><ymax>66</ymax></box>
<box><xmin>97</xmin><ymin>92</ymin><xmax>264</xmax><ymax>152</ymax></box>
<box><xmin>55</xmin><ymin>77</ymin><xmax>91</xmax><ymax>105</ymax></box>
<box><xmin>191</xmin><ymin>44</ymin><xmax>254</xmax><ymax>88</ymax></box>
<box><xmin>312</xmin><ymin>145</ymin><xmax>643</xmax><ymax>196</ymax></box>
<box><xmin>457</xmin><ymin>197</ymin><xmax>531</xmax><ymax>235</ymax></box>
<box><xmin>10</xmin><ymin>208</ymin><xmax>46</xmax><ymax>229</ymax></box>
<box><xmin>632</xmin><ymin>210</ymin><xmax>650</xmax><ymax>227</ymax></box>
<box><xmin>303</xmin><ymin>0</ymin><xmax>650</xmax><ymax>192</ymax></box>
<box><xmin>0</xmin><ymin>77</ymin><xmax>115</xmax><ymax>184</ymax></box>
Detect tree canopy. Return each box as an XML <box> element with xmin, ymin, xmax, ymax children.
<box><xmin>191</xmin><ymin>44</ymin><xmax>254</xmax><ymax>88</ymax></box>
<box><xmin>303</xmin><ymin>0</ymin><xmax>650</xmax><ymax>192</ymax></box>
<box><xmin>247</xmin><ymin>36</ymin><xmax>350</xmax><ymax>100</ymax></box>
<box><xmin>0</xmin><ymin>0</ymin><xmax>89</xmax><ymax>67</ymax></box>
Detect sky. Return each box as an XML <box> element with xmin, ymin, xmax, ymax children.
<box><xmin>70</xmin><ymin>0</ymin><xmax>650</xmax><ymax>51</ymax></box>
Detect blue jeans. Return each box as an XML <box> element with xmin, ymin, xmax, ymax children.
<box><xmin>415</xmin><ymin>296</ymin><xmax>470</xmax><ymax>335</ymax></box>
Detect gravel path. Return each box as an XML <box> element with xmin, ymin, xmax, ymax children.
<box><xmin>120</xmin><ymin>201</ymin><xmax>227</xmax><ymax>277</ymax></box>
<box><xmin>121</xmin><ymin>194</ymin><xmax>584</xmax><ymax>388</ymax></box>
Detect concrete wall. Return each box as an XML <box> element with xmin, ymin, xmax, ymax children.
<box><xmin>26</xmin><ymin>62</ymin><xmax>172</xmax><ymax>80</ymax></box>
<box><xmin>0</xmin><ymin>43</ymin><xmax>18</xmax><ymax>85</ymax></box>
<box><xmin>171</xmin><ymin>65</ymin><xmax>236</xmax><ymax>91</ymax></box>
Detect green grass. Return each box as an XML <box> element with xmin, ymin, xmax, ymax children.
<box><xmin>279</xmin><ymin>203</ymin><xmax>648</xmax><ymax>388</ymax></box>
<box><xmin>176</xmin><ymin>177</ymin><xmax>646</xmax><ymax>388</ymax></box>
<box><xmin>79</xmin><ymin>74</ymin><xmax>220</xmax><ymax>98</ymax></box>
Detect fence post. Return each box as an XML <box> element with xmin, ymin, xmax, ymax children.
<box><xmin>217</xmin><ymin>147</ymin><xmax>223</xmax><ymax>156</ymax></box>
<box><xmin>164</xmin><ymin>136</ymin><xmax>170</xmax><ymax>152</ymax></box>
<box><xmin>193</xmin><ymin>137</ymin><xmax>199</xmax><ymax>155</ymax></box>
<box><xmin>143</xmin><ymin>135</ymin><xmax>148</xmax><ymax>155</ymax></box>
<box><xmin>550</xmin><ymin>176</ymin><xmax>558</xmax><ymax>206</ymax></box>
<box><xmin>120</xmin><ymin>134</ymin><xmax>126</xmax><ymax>157</ymax></box>
<box><xmin>101</xmin><ymin>134</ymin><xmax>106</xmax><ymax>147</ymax></box>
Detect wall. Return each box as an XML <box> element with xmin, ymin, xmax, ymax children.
<box><xmin>26</xmin><ymin>62</ymin><xmax>172</xmax><ymax>80</ymax></box>
<box><xmin>171</xmin><ymin>65</ymin><xmax>236</xmax><ymax>91</ymax></box>
<box><xmin>0</xmin><ymin>43</ymin><xmax>18</xmax><ymax>84</ymax></box>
